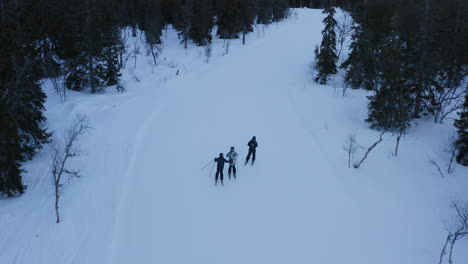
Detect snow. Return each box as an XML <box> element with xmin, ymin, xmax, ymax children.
<box><xmin>1</xmin><ymin>8</ymin><xmax>467</xmax><ymax>264</ymax></box>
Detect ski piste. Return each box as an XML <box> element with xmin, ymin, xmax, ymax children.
<box><xmin>1</xmin><ymin>8</ymin><xmax>466</xmax><ymax>264</ymax></box>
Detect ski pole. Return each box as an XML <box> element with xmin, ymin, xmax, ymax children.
<box><xmin>209</xmin><ymin>160</ymin><xmax>215</xmax><ymax>178</ymax></box>
<box><xmin>201</xmin><ymin>160</ymin><xmax>214</xmax><ymax>170</ymax></box>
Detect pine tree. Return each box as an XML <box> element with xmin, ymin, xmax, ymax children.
<box><xmin>216</xmin><ymin>0</ymin><xmax>243</xmax><ymax>39</ymax></box>
<box><xmin>240</xmin><ymin>0</ymin><xmax>256</xmax><ymax>44</ymax></box>
<box><xmin>60</xmin><ymin>0</ymin><xmax>123</xmax><ymax>93</ymax></box>
<box><xmin>0</xmin><ymin>0</ymin><xmax>50</xmax><ymax>196</ymax></box>
<box><xmin>454</xmin><ymin>92</ymin><xmax>468</xmax><ymax>166</ymax></box>
<box><xmin>340</xmin><ymin>23</ymin><xmax>379</xmax><ymax>90</ymax></box>
<box><xmin>189</xmin><ymin>0</ymin><xmax>214</xmax><ymax>45</ymax></box>
<box><xmin>340</xmin><ymin>0</ymin><xmax>397</xmax><ymax>91</ymax></box>
<box><xmin>314</xmin><ymin>5</ymin><xmax>338</xmax><ymax>84</ymax></box>
<box><xmin>272</xmin><ymin>0</ymin><xmax>289</xmax><ymax>22</ymax></box>
<box><xmin>366</xmin><ymin>22</ymin><xmax>413</xmax><ymax>137</ymax></box>
<box><xmin>173</xmin><ymin>0</ymin><xmax>192</xmax><ymax>49</ymax></box>
<box><xmin>141</xmin><ymin>0</ymin><xmax>164</xmax><ymax>68</ymax></box>
<box><xmin>257</xmin><ymin>0</ymin><xmax>273</xmax><ymax>24</ymax></box>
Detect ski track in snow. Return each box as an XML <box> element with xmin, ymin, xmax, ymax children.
<box><xmin>107</xmin><ymin>103</ymin><xmax>166</xmax><ymax>263</ymax></box>
<box><xmin>1</xmin><ymin>9</ymin><xmax>468</xmax><ymax>264</ymax></box>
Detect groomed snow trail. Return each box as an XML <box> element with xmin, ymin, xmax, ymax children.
<box><xmin>106</xmin><ymin>10</ymin><xmax>468</xmax><ymax>264</ymax></box>
<box><xmin>1</xmin><ymin>9</ymin><xmax>467</xmax><ymax>264</ymax></box>
<box><xmin>111</xmin><ymin>19</ymin><xmax>329</xmax><ymax>264</ymax></box>
<box><xmin>108</xmin><ymin>11</ymin><xmax>338</xmax><ymax>264</ymax></box>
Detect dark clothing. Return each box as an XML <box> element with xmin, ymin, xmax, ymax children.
<box><xmin>215</xmin><ymin>171</ymin><xmax>224</xmax><ymax>181</ymax></box>
<box><xmin>246</xmin><ymin>148</ymin><xmax>256</xmax><ymax>162</ymax></box>
<box><xmin>246</xmin><ymin>138</ymin><xmax>258</xmax><ymax>163</ymax></box>
<box><xmin>248</xmin><ymin>139</ymin><xmax>258</xmax><ymax>150</ymax></box>
<box><xmin>228</xmin><ymin>165</ymin><xmax>236</xmax><ymax>179</ymax></box>
<box><xmin>215</xmin><ymin>156</ymin><xmax>229</xmax><ymax>171</ymax></box>
<box><xmin>214</xmin><ymin>155</ymin><xmax>229</xmax><ymax>185</ymax></box>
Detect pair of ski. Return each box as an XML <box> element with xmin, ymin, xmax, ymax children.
<box><xmin>244</xmin><ymin>160</ymin><xmax>255</xmax><ymax>166</ymax></box>
<box><xmin>215</xmin><ymin>174</ymin><xmax>237</xmax><ymax>186</ymax></box>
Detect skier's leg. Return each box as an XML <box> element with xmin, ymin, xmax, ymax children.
<box><xmin>233</xmin><ymin>165</ymin><xmax>237</xmax><ymax>178</ymax></box>
<box><xmin>228</xmin><ymin>165</ymin><xmax>232</xmax><ymax>179</ymax></box>
<box><xmin>220</xmin><ymin>171</ymin><xmax>224</xmax><ymax>185</ymax></box>
<box><xmin>245</xmin><ymin>150</ymin><xmax>252</xmax><ymax>164</ymax></box>
<box><xmin>215</xmin><ymin>171</ymin><xmax>219</xmax><ymax>185</ymax></box>
<box><xmin>252</xmin><ymin>149</ymin><xmax>256</xmax><ymax>162</ymax></box>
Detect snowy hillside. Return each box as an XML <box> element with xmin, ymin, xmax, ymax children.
<box><xmin>1</xmin><ymin>8</ymin><xmax>467</xmax><ymax>264</ymax></box>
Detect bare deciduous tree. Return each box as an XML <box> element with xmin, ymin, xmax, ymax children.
<box><xmin>336</xmin><ymin>12</ymin><xmax>353</xmax><ymax>62</ymax></box>
<box><xmin>342</xmin><ymin>81</ymin><xmax>350</xmax><ymax>97</ymax></box>
<box><xmin>429</xmin><ymin>158</ymin><xmax>445</xmax><ymax>178</ymax></box>
<box><xmin>117</xmin><ymin>30</ymin><xmax>129</xmax><ymax>69</ymax></box>
<box><xmin>223</xmin><ymin>40</ymin><xmax>231</xmax><ymax>56</ymax></box>
<box><xmin>129</xmin><ymin>69</ymin><xmax>141</xmax><ymax>83</ymax></box>
<box><xmin>353</xmin><ymin>131</ymin><xmax>385</xmax><ymax>169</ymax></box>
<box><xmin>122</xmin><ymin>40</ymin><xmax>140</xmax><ymax>70</ymax></box>
<box><xmin>343</xmin><ymin>134</ymin><xmax>360</xmax><ymax>168</ymax></box>
<box><xmin>51</xmin><ymin>114</ymin><xmax>91</xmax><ymax>223</ymax></box>
<box><xmin>393</xmin><ymin>130</ymin><xmax>405</xmax><ymax>157</ymax></box>
<box><xmin>147</xmin><ymin>43</ymin><xmax>163</xmax><ymax>69</ymax></box>
<box><xmin>446</xmin><ymin>135</ymin><xmax>458</xmax><ymax>174</ymax></box>
<box><xmin>204</xmin><ymin>44</ymin><xmax>212</xmax><ymax>63</ymax></box>
<box><xmin>426</xmin><ymin>86</ymin><xmax>467</xmax><ymax>124</ymax></box>
<box><xmin>51</xmin><ymin>75</ymin><xmax>66</xmax><ymax>103</ymax></box>
<box><xmin>439</xmin><ymin>201</ymin><xmax>468</xmax><ymax>264</ymax></box>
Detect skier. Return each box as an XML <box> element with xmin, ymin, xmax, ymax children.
<box><xmin>226</xmin><ymin>146</ymin><xmax>238</xmax><ymax>179</ymax></box>
<box><xmin>245</xmin><ymin>136</ymin><xmax>258</xmax><ymax>165</ymax></box>
<box><xmin>214</xmin><ymin>153</ymin><xmax>229</xmax><ymax>186</ymax></box>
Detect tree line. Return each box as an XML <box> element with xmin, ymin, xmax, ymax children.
<box><xmin>314</xmin><ymin>0</ymin><xmax>467</xmax><ymax>166</ymax></box>
<box><xmin>0</xmin><ymin>0</ymin><xmax>290</xmax><ymax>196</ymax></box>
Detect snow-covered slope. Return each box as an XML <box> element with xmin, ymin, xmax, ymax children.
<box><xmin>1</xmin><ymin>9</ymin><xmax>467</xmax><ymax>264</ymax></box>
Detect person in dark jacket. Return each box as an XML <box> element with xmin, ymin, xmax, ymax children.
<box><xmin>245</xmin><ymin>136</ymin><xmax>258</xmax><ymax>165</ymax></box>
<box><xmin>214</xmin><ymin>153</ymin><xmax>229</xmax><ymax>185</ymax></box>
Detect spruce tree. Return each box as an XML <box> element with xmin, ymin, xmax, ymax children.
<box><xmin>60</xmin><ymin>0</ymin><xmax>123</xmax><ymax>93</ymax></box>
<box><xmin>366</xmin><ymin>22</ymin><xmax>413</xmax><ymax>137</ymax></box>
<box><xmin>454</xmin><ymin>92</ymin><xmax>468</xmax><ymax>166</ymax></box>
<box><xmin>0</xmin><ymin>0</ymin><xmax>50</xmax><ymax>196</ymax></box>
<box><xmin>340</xmin><ymin>24</ymin><xmax>379</xmax><ymax>90</ymax></box>
<box><xmin>216</xmin><ymin>0</ymin><xmax>243</xmax><ymax>39</ymax></box>
<box><xmin>189</xmin><ymin>0</ymin><xmax>214</xmax><ymax>45</ymax></box>
<box><xmin>240</xmin><ymin>0</ymin><xmax>256</xmax><ymax>44</ymax></box>
<box><xmin>272</xmin><ymin>0</ymin><xmax>289</xmax><ymax>22</ymax></box>
<box><xmin>142</xmin><ymin>0</ymin><xmax>164</xmax><ymax>67</ymax></box>
<box><xmin>173</xmin><ymin>0</ymin><xmax>192</xmax><ymax>49</ymax></box>
<box><xmin>314</xmin><ymin>5</ymin><xmax>338</xmax><ymax>84</ymax></box>
<box><xmin>257</xmin><ymin>0</ymin><xmax>273</xmax><ymax>24</ymax></box>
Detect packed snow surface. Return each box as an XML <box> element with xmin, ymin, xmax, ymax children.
<box><xmin>1</xmin><ymin>9</ymin><xmax>467</xmax><ymax>264</ymax></box>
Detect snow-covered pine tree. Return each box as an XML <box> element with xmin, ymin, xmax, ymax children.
<box><xmin>340</xmin><ymin>23</ymin><xmax>378</xmax><ymax>90</ymax></box>
<box><xmin>366</xmin><ymin>20</ymin><xmax>413</xmax><ymax>145</ymax></box>
<box><xmin>314</xmin><ymin>5</ymin><xmax>338</xmax><ymax>84</ymax></box>
<box><xmin>454</xmin><ymin>92</ymin><xmax>468</xmax><ymax>166</ymax></box>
